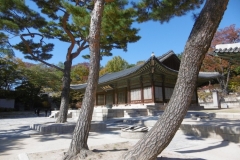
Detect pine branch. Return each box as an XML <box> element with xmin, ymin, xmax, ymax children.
<box><xmin>62</xmin><ymin>11</ymin><xmax>76</xmax><ymax>60</ymax></box>
<box><xmin>72</xmin><ymin>40</ymin><xmax>89</xmax><ymax>59</ymax></box>
<box><xmin>20</xmin><ymin>33</ymin><xmax>64</xmax><ymax>72</ymax></box>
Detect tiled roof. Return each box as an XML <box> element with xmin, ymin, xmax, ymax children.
<box><xmin>70</xmin><ymin>58</ymin><xmax>149</xmax><ymax>90</ymax></box>
<box><xmin>70</xmin><ymin>51</ymin><xmax>221</xmax><ymax>90</ymax></box>
<box><xmin>70</xmin><ymin>83</ymin><xmax>87</xmax><ymax>90</ymax></box>
<box><xmin>157</xmin><ymin>50</ymin><xmax>176</xmax><ymax>62</ymax></box>
<box><xmin>213</xmin><ymin>45</ymin><xmax>240</xmax><ymax>64</ymax></box>
<box><xmin>214</xmin><ymin>47</ymin><xmax>240</xmax><ymax>53</ymax></box>
<box><xmin>70</xmin><ymin>51</ymin><xmax>175</xmax><ymax>90</ymax></box>
<box><xmin>211</xmin><ymin>43</ymin><xmax>240</xmax><ymax>64</ymax></box>
<box><xmin>98</xmin><ymin>64</ymin><xmax>143</xmax><ymax>84</ymax></box>
<box><xmin>198</xmin><ymin>72</ymin><xmax>221</xmax><ymax>79</ymax></box>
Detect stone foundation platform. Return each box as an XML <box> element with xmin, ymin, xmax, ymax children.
<box><xmin>180</xmin><ymin>123</ymin><xmax>240</xmax><ymax>143</ymax></box>
<box><xmin>30</xmin><ymin>122</ymin><xmax>106</xmax><ymax>134</ymax></box>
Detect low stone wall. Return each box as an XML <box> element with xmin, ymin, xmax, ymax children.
<box><xmin>180</xmin><ymin>123</ymin><xmax>240</xmax><ymax>143</ymax></box>
<box><xmin>200</xmin><ymin>101</ymin><xmax>240</xmax><ymax>109</ymax></box>
<box><xmin>214</xmin><ymin>113</ymin><xmax>240</xmax><ymax>119</ymax></box>
<box><xmin>49</xmin><ymin>110</ymin><xmax>80</xmax><ymax>119</ymax></box>
<box><xmin>30</xmin><ymin>122</ymin><xmax>106</xmax><ymax>134</ymax></box>
<box><xmin>120</xmin><ymin>131</ymin><xmax>146</xmax><ymax>139</ymax></box>
<box><xmin>70</xmin><ymin>110</ymin><xmax>81</xmax><ymax>118</ymax></box>
<box><xmin>92</xmin><ymin>108</ymin><xmax>149</xmax><ymax>121</ymax></box>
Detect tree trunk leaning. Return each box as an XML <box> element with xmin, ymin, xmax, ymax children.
<box><xmin>122</xmin><ymin>0</ymin><xmax>229</xmax><ymax>160</ymax></box>
<box><xmin>63</xmin><ymin>0</ymin><xmax>104</xmax><ymax>159</ymax></box>
<box><xmin>56</xmin><ymin>60</ymin><xmax>72</xmax><ymax>123</ymax></box>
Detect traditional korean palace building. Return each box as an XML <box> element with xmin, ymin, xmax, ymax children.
<box><xmin>71</xmin><ymin>51</ymin><xmax>220</xmax><ymax>110</ymax></box>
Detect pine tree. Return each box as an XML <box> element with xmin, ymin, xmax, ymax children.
<box><xmin>63</xmin><ymin>0</ymin><xmax>104</xmax><ymax>159</ymax></box>
<box><xmin>122</xmin><ymin>0</ymin><xmax>228</xmax><ymax>159</ymax></box>
<box><xmin>0</xmin><ymin>0</ymin><xmax>140</xmax><ymax>123</ymax></box>
<box><xmin>62</xmin><ymin>0</ymin><xmax>212</xmax><ymax>159</ymax></box>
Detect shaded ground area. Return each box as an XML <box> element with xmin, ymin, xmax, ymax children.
<box><xmin>27</xmin><ymin>141</ymin><xmax>204</xmax><ymax>160</ymax></box>
<box><xmin>0</xmin><ymin>109</ymin><xmax>240</xmax><ymax>160</ymax></box>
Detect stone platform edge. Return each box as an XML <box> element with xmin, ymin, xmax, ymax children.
<box><xmin>180</xmin><ymin>123</ymin><xmax>240</xmax><ymax>143</ymax></box>
<box><xmin>30</xmin><ymin>122</ymin><xmax>106</xmax><ymax>134</ymax></box>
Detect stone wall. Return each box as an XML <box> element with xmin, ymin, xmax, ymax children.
<box><xmin>200</xmin><ymin>101</ymin><xmax>240</xmax><ymax>109</ymax></box>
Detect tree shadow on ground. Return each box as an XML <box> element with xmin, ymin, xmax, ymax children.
<box><xmin>92</xmin><ymin>148</ymin><xmax>128</xmax><ymax>152</ymax></box>
<box><xmin>157</xmin><ymin>157</ymin><xmax>204</xmax><ymax>160</ymax></box>
<box><xmin>176</xmin><ymin>140</ymin><xmax>229</xmax><ymax>154</ymax></box>
<box><xmin>0</xmin><ymin>124</ymin><xmax>71</xmax><ymax>156</ymax></box>
<box><xmin>0</xmin><ymin>137</ymin><xmax>27</xmax><ymax>156</ymax></box>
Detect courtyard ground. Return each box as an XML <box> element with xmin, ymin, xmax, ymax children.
<box><xmin>0</xmin><ymin>109</ymin><xmax>240</xmax><ymax>160</ymax></box>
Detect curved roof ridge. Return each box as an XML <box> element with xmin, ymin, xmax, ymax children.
<box><xmin>157</xmin><ymin>50</ymin><xmax>175</xmax><ymax>62</ymax></box>
<box><xmin>153</xmin><ymin>56</ymin><xmax>179</xmax><ymax>74</ymax></box>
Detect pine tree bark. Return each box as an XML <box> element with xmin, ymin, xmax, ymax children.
<box><xmin>122</xmin><ymin>0</ymin><xmax>229</xmax><ymax>160</ymax></box>
<box><xmin>63</xmin><ymin>0</ymin><xmax>104</xmax><ymax>159</ymax></box>
<box><xmin>56</xmin><ymin>59</ymin><xmax>72</xmax><ymax>123</ymax></box>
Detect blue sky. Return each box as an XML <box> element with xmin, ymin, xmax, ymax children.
<box><xmin>13</xmin><ymin>0</ymin><xmax>240</xmax><ymax>67</ymax></box>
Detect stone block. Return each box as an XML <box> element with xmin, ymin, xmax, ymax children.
<box><xmin>92</xmin><ymin>116</ymin><xmax>107</xmax><ymax>121</ymax></box>
<box><xmin>30</xmin><ymin>122</ymin><xmax>106</xmax><ymax>134</ymax></box>
<box><xmin>106</xmin><ymin>113</ymin><xmax>115</xmax><ymax>118</ymax></box>
<box><xmin>101</xmin><ymin>108</ymin><xmax>109</xmax><ymax>113</ymax></box>
<box><xmin>94</xmin><ymin>112</ymin><xmax>104</xmax><ymax>117</ymax></box>
<box><xmin>124</xmin><ymin>110</ymin><xmax>135</xmax><ymax>114</ymax></box>
<box><xmin>143</xmin><ymin>120</ymin><xmax>157</xmax><ymax>127</ymax></box>
<box><xmin>90</xmin><ymin>122</ymin><xmax>106</xmax><ymax>132</ymax></box>
<box><xmin>120</xmin><ymin>131</ymin><xmax>146</xmax><ymax>139</ymax></box>
<box><xmin>116</xmin><ymin>111</ymin><xmax>124</xmax><ymax>117</ymax></box>
<box><xmin>206</xmin><ymin>125</ymin><xmax>216</xmax><ymax>133</ymax></box>
<box><xmin>215</xmin><ymin>113</ymin><xmax>233</xmax><ymax>119</ymax></box>
<box><xmin>139</xmin><ymin>111</ymin><xmax>148</xmax><ymax>116</ymax></box>
<box><xmin>219</xmin><ymin>126</ymin><xmax>240</xmax><ymax>134</ymax></box>
<box><xmin>179</xmin><ymin>123</ymin><xmax>240</xmax><ymax>143</ymax></box>
<box><xmin>67</xmin><ymin>112</ymin><xmax>72</xmax><ymax>118</ymax></box>
<box><xmin>219</xmin><ymin>133</ymin><xmax>240</xmax><ymax>143</ymax></box>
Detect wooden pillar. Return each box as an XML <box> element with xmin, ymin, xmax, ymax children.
<box><xmin>127</xmin><ymin>79</ymin><xmax>131</xmax><ymax>105</ymax></box>
<box><xmin>112</xmin><ymin>90</ymin><xmax>115</xmax><ymax>104</ymax></box>
<box><xmin>125</xmin><ymin>87</ymin><xmax>128</xmax><ymax>104</ymax></box>
<box><xmin>151</xmin><ymin>73</ymin><xmax>155</xmax><ymax>103</ymax></box>
<box><xmin>115</xmin><ymin>83</ymin><xmax>118</xmax><ymax>106</ymax></box>
<box><xmin>104</xmin><ymin>94</ymin><xmax>106</xmax><ymax>106</ymax></box>
<box><xmin>140</xmin><ymin>76</ymin><xmax>144</xmax><ymax>104</ymax></box>
<box><xmin>162</xmin><ymin>75</ymin><xmax>166</xmax><ymax>102</ymax></box>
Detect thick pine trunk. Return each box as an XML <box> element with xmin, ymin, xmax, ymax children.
<box><xmin>56</xmin><ymin>60</ymin><xmax>72</xmax><ymax>123</ymax></box>
<box><xmin>63</xmin><ymin>0</ymin><xmax>104</xmax><ymax>159</ymax></box>
<box><xmin>122</xmin><ymin>1</ymin><xmax>228</xmax><ymax>160</ymax></box>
